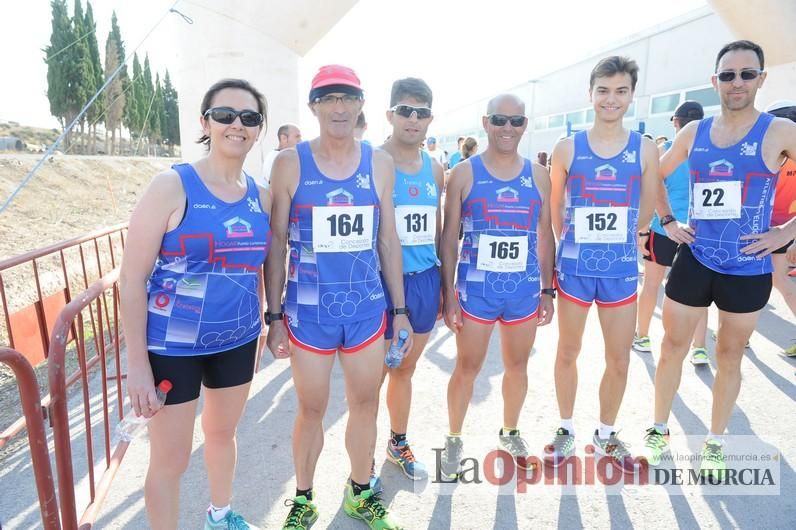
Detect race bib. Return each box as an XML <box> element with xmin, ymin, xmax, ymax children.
<box><xmin>476</xmin><ymin>235</ymin><xmax>528</xmax><ymax>272</ymax></box>
<box><xmin>692</xmin><ymin>181</ymin><xmax>742</xmax><ymax>220</ymax></box>
<box><xmin>574</xmin><ymin>207</ymin><xmax>628</xmax><ymax>243</ymax></box>
<box><xmin>395</xmin><ymin>205</ymin><xmax>436</xmax><ymax>246</ymax></box>
<box><xmin>312</xmin><ymin>206</ymin><xmax>374</xmax><ymax>252</ymax></box>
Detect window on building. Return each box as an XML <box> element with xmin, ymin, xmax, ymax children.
<box><xmin>566</xmin><ymin>110</ymin><xmax>586</xmax><ymax>125</ymax></box>
<box><xmin>685</xmin><ymin>87</ymin><xmax>720</xmax><ymax>108</ymax></box>
<box><xmin>534</xmin><ymin>116</ymin><xmax>547</xmax><ymax>130</ymax></box>
<box><xmin>548</xmin><ymin>114</ymin><xmax>564</xmax><ymax>128</ymax></box>
<box><xmin>650</xmin><ymin>94</ymin><xmax>680</xmax><ymax>115</ymax></box>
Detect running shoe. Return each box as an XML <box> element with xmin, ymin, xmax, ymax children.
<box><xmin>699</xmin><ymin>441</ymin><xmax>726</xmax><ymax>481</ymax></box>
<box><xmin>690</xmin><ymin>347</ymin><xmax>709</xmax><ymax>365</ymax></box>
<box><xmin>386</xmin><ymin>439</ymin><xmax>428</xmax><ymax>480</ymax></box>
<box><xmin>632</xmin><ymin>335</ymin><xmax>653</xmax><ymax>353</ymax></box>
<box><xmin>440</xmin><ymin>435</ymin><xmax>463</xmax><ymax>480</ymax></box>
<box><xmin>498</xmin><ymin>430</ymin><xmax>535</xmax><ymax>471</ymax></box>
<box><xmin>204</xmin><ymin>510</ymin><xmax>260</xmax><ymax>530</ymax></box>
<box><xmin>343</xmin><ymin>483</ymin><xmax>403</xmax><ymax>529</ymax></box>
<box><xmin>641</xmin><ymin>427</ymin><xmax>670</xmax><ymax>466</ymax></box>
<box><xmin>543</xmin><ymin>427</ymin><xmax>576</xmax><ymax>468</ymax></box>
<box><xmin>281</xmin><ymin>496</ymin><xmax>318</xmax><ymax>530</ymax></box>
<box><xmin>783</xmin><ymin>344</ymin><xmax>796</xmax><ymax>357</ymax></box>
<box><xmin>592</xmin><ymin>430</ymin><xmax>636</xmax><ymax>474</ymax></box>
<box><xmin>369</xmin><ymin>458</ymin><xmax>383</xmax><ymax>495</ymax></box>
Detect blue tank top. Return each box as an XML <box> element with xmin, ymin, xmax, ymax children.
<box><xmin>394</xmin><ymin>151</ymin><xmax>439</xmax><ymax>273</ymax></box>
<box><xmin>456</xmin><ymin>155</ymin><xmax>542</xmax><ymax>299</ymax></box>
<box><xmin>556</xmin><ymin>130</ymin><xmax>643</xmax><ymax>278</ymax></box>
<box><xmin>651</xmin><ymin>140</ymin><xmax>690</xmax><ymax>235</ymax></box>
<box><xmin>285</xmin><ymin>141</ymin><xmax>386</xmax><ymax>324</ymax></box>
<box><xmin>688</xmin><ymin>113</ymin><xmax>778</xmax><ymax>275</ymax></box>
<box><xmin>146</xmin><ymin>163</ymin><xmax>270</xmax><ymax>356</ymax></box>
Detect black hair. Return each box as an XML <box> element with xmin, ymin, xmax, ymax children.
<box><xmin>715</xmin><ymin>40</ymin><xmax>764</xmax><ymax>71</ymax></box>
<box><xmin>196</xmin><ymin>78</ymin><xmax>268</xmax><ymax>147</ymax></box>
<box><xmin>356</xmin><ymin>111</ymin><xmax>367</xmax><ymax>128</ymax></box>
<box><xmin>390</xmin><ymin>77</ymin><xmax>433</xmax><ymax>108</ymax></box>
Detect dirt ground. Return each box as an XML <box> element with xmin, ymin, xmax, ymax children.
<box><xmin>0</xmin><ymin>154</ymin><xmax>174</xmax><ymax>449</ymax></box>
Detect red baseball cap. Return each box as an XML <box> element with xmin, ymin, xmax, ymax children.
<box><xmin>311</xmin><ymin>64</ymin><xmax>362</xmax><ymax>90</ymax></box>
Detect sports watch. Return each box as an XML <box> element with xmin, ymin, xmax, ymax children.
<box><xmin>659</xmin><ymin>214</ymin><xmax>676</xmax><ymax>226</ymax></box>
<box><xmin>389</xmin><ymin>307</ymin><xmax>411</xmax><ymax>317</ymax></box>
<box><xmin>264</xmin><ymin>311</ymin><xmax>284</xmax><ymax>325</ymax></box>
<box><xmin>541</xmin><ymin>288</ymin><xmax>557</xmax><ymax>299</ymax></box>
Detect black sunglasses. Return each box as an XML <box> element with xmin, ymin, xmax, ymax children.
<box><xmin>716</xmin><ymin>70</ymin><xmax>762</xmax><ymax>83</ymax></box>
<box><xmin>203</xmin><ymin>107</ymin><xmax>264</xmax><ymax>127</ymax></box>
<box><xmin>391</xmin><ymin>104</ymin><xmax>433</xmax><ymax>120</ymax></box>
<box><xmin>488</xmin><ymin>114</ymin><xmax>526</xmax><ymax>127</ymax></box>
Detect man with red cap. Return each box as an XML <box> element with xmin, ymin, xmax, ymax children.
<box><xmin>266</xmin><ymin>64</ymin><xmax>407</xmax><ymax>529</ymax></box>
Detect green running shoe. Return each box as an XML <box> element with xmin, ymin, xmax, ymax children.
<box><xmin>699</xmin><ymin>441</ymin><xmax>726</xmax><ymax>481</ymax></box>
<box><xmin>690</xmin><ymin>347</ymin><xmax>709</xmax><ymax>365</ymax></box>
<box><xmin>204</xmin><ymin>510</ymin><xmax>260</xmax><ymax>530</ymax></box>
<box><xmin>783</xmin><ymin>344</ymin><xmax>796</xmax><ymax>357</ymax></box>
<box><xmin>632</xmin><ymin>335</ymin><xmax>652</xmax><ymax>353</ymax></box>
<box><xmin>543</xmin><ymin>427</ymin><xmax>576</xmax><ymax>468</ymax></box>
<box><xmin>641</xmin><ymin>427</ymin><xmax>670</xmax><ymax>466</ymax></box>
<box><xmin>282</xmin><ymin>496</ymin><xmax>318</xmax><ymax>530</ymax></box>
<box><xmin>343</xmin><ymin>484</ymin><xmax>402</xmax><ymax>529</ymax></box>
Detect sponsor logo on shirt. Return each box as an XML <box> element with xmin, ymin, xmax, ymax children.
<box><xmin>621</xmin><ymin>150</ymin><xmax>637</xmax><ymax>164</ymax></box>
<box><xmin>193</xmin><ymin>203</ymin><xmax>216</xmax><ymax>209</ymax></box>
<box><xmin>740</xmin><ymin>142</ymin><xmax>758</xmax><ymax>157</ymax></box>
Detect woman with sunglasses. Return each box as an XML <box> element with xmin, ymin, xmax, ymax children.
<box><xmin>120</xmin><ymin>78</ymin><xmax>270</xmax><ymax>530</ymax></box>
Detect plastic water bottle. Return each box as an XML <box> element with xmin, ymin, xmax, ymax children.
<box><xmin>115</xmin><ymin>380</ymin><xmax>172</xmax><ymax>442</ymax></box>
<box><xmin>385</xmin><ymin>329</ymin><xmax>409</xmax><ymax>368</ymax></box>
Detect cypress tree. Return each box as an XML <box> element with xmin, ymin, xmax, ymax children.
<box><xmin>84</xmin><ymin>1</ymin><xmax>103</xmax><ymax>154</ymax></box>
<box><xmin>45</xmin><ymin>0</ymin><xmax>72</xmax><ymax>143</ymax></box>
<box><xmin>103</xmin><ymin>35</ymin><xmax>124</xmax><ymax>154</ymax></box>
<box><xmin>162</xmin><ymin>70</ymin><xmax>180</xmax><ymax>155</ymax></box>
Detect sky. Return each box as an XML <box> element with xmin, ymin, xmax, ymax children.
<box><xmin>1</xmin><ymin>0</ymin><xmax>708</xmax><ymax>138</ymax></box>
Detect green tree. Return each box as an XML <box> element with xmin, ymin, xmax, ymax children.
<box><xmin>103</xmin><ymin>35</ymin><xmax>124</xmax><ymax>154</ymax></box>
<box><xmin>45</xmin><ymin>0</ymin><xmax>73</xmax><ymax>144</ymax></box>
<box><xmin>130</xmin><ymin>52</ymin><xmax>144</xmax><ymax>142</ymax></box>
<box><xmin>142</xmin><ymin>54</ymin><xmax>155</xmax><ymax>151</ymax></box>
<box><xmin>149</xmin><ymin>73</ymin><xmax>164</xmax><ymax>154</ymax></box>
<box><xmin>162</xmin><ymin>69</ymin><xmax>180</xmax><ymax>155</ymax></box>
<box><xmin>70</xmin><ymin>0</ymin><xmax>94</xmax><ymax>153</ymax></box>
<box><xmin>84</xmin><ymin>1</ymin><xmax>103</xmax><ymax>154</ymax></box>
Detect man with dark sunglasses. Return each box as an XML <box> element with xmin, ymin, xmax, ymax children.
<box><xmin>439</xmin><ymin>93</ymin><xmax>555</xmax><ymax>479</ymax></box>
<box><xmin>548</xmin><ymin>56</ymin><xmax>658</xmax><ymax>474</ymax></box>
<box><xmin>266</xmin><ymin>64</ymin><xmax>407</xmax><ymax>530</ymax></box>
<box><xmin>377</xmin><ymin>77</ymin><xmax>444</xmax><ymax>483</ymax></box>
<box><xmin>643</xmin><ymin>40</ymin><xmax>796</xmax><ymax>478</ymax></box>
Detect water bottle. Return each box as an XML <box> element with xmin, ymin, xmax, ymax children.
<box><xmin>115</xmin><ymin>379</ymin><xmax>172</xmax><ymax>442</ymax></box>
<box><xmin>385</xmin><ymin>329</ymin><xmax>409</xmax><ymax>368</ymax></box>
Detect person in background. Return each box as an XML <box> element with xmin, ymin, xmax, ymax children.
<box><xmin>448</xmin><ymin>136</ymin><xmax>465</xmax><ymax>168</ymax></box>
<box><xmin>260</xmin><ymin>123</ymin><xmax>301</xmax><ymax>188</ymax></box>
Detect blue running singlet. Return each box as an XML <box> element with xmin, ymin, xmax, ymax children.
<box><xmin>456</xmin><ymin>155</ymin><xmax>542</xmax><ymax>299</ymax></box>
<box><xmin>285</xmin><ymin>141</ymin><xmax>386</xmax><ymax>324</ymax></box>
<box><xmin>146</xmin><ymin>163</ymin><xmax>271</xmax><ymax>356</ymax></box>
<box><xmin>651</xmin><ymin>140</ymin><xmax>690</xmax><ymax>235</ymax></box>
<box><xmin>393</xmin><ymin>150</ymin><xmax>439</xmax><ymax>273</ymax></box>
<box><xmin>556</xmin><ymin>130</ymin><xmax>642</xmax><ymax>278</ymax></box>
<box><xmin>687</xmin><ymin>113</ymin><xmax>778</xmax><ymax>275</ymax></box>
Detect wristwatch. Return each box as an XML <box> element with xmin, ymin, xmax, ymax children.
<box><xmin>389</xmin><ymin>307</ymin><xmax>411</xmax><ymax>317</ymax></box>
<box><xmin>541</xmin><ymin>288</ymin><xmax>557</xmax><ymax>299</ymax></box>
<box><xmin>264</xmin><ymin>311</ymin><xmax>284</xmax><ymax>325</ymax></box>
<box><xmin>659</xmin><ymin>214</ymin><xmax>676</xmax><ymax>226</ymax></box>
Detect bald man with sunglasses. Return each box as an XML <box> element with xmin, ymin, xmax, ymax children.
<box><xmin>439</xmin><ymin>93</ymin><xmax>555</xmax><ymax>480</ymax></box>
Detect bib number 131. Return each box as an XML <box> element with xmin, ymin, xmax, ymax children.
<box><xmin>312</xmin><ymin>206</ymin><xmax>374</xmax><ymax>252</ymax></box>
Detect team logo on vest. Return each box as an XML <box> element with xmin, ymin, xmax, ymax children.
<box><xmin>247</xmin><ymin>197</ymin><xmax>262</xmax><ymax>213</ymax></box>
<box><xmin>224</xmin><ymin>217</ymin><xmax>254</xmax><ymax>238</ymax></box>
<box><xmin>426</xmin><ymin>182</ymin><xmax>437</xmax><ymax>196</ymax></box>
<box><xmin>326</xmin><ymin>188</ymin><xmax>355</xmax><ymax>206</ymax></box>
<box><xmin>740</xmin><ymin>142</ymin><xmax>758</xmax><ymax>157</ymax></box>
<box><xmin>621</xmin><ymin>150</ymin><xmax>637</xmax><ymax>164</ymax></box>
<box><xmin>595</xmin><ymin>164</ymin><xmax>617</xmax><ymax>181</ymax></box>
<box><xmin>356</xmin><ymin>173</ymin><xmax>371</xmax><ymax>189</ymax></box>
<box><xmin>520</xmin><ymin>176</ymin><xmax>534</xmax><ymax>188</ymax></box>
<box><xmin>708</xmin><ymin>159</ymin><xmax>734</xmax><ymax>177</ymax></box>
<box><xmin>409</xmin><ymin>185</ymin><xmax>420</xmax><ymax>197</ymax></box>
<box><xmin>496</xmin><ymin>186</ymin><xmax>519</xmax><ymax>203</ymax></box>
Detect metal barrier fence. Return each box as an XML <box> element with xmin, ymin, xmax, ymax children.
<box><xmin>0</xmin><ymin>224</ymin><xmax>126</xmax><ymax>448</ymax></box>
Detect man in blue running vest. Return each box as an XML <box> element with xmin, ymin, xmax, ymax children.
<box><xmin>643</xmin><ymin>40</ymin><xmax>796</xmax><ymax>479</ymax></box>
<box><xmin>439</xmin><ymin>93</ymin><xmax>556</xmax><ymax>480</ymax></box>
<box><xmin>266</xmin><ymin>64</ymin><xmax>408</xmax><ymax>530</ymax></box>
<box><xmin>378</xmin><ymin>77</ymin><xmax>445</xmax><ymax>482</ymax></box>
